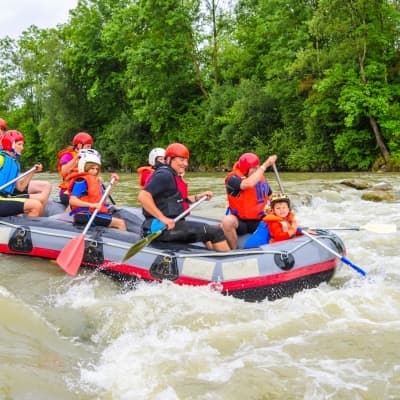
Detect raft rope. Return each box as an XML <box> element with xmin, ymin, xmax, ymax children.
<box><xmin>0</xmin><ymin>219</ymin><xmax>337</xmax><ymax>260</ymax></box>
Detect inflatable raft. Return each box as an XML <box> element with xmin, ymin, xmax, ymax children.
<box><xmin>0</xmin><ymin>202</ymin><xmax>345</xmax><ymax>302</ymax></box>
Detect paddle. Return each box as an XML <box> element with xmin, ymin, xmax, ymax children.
<box><xmin>272</xmin><ymin>164</ymin><xmax>367</xmax><ymax>277</ymax></box>
<box><xmin>272</xmin><ymin>164</ymin><xmax>284</xmax><ymax>193</ymax></box>
<box><xmin>0</xmin><ymin>166</ymin><xmax>37</xmax><ymax>192</ymax></box>
<box><xmin>56</xmin><ymin>177</ymin><xmax>116</xmax><ymax>276</ymax></box>
<box><xmin>102</xmin><ymin>183</ymin><xmax>116</xmax><ymax>205</ymax></box>
<box><xmin>309</xmin><ymin>223</ymin><xmax>396</xmax><ymax>234</ymax></box>
<box><xmin>121</xmin><ymin>195</ymin><xmax>208</xmax><ymax>262</ymax></box>
<box><xmin>299</xmin><ymin>228</ymin><xmax>366</xmax><ymax>276</ymax></box>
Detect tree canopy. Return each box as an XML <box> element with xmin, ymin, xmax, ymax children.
<box><xmin>1</xmin><ymin>0</ymin><xmax>400</xmax><ymax>172</ymax></box>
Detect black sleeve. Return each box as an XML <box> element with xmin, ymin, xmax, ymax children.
<box><xmin>144</xmin><ymin>169</ymin><xmax>175</xmax><ymax>197</ymax></box>
<box><xmin>226</xmin><ymin>175</ymin><xmax>242</xmax><ymax>196</ymax></box>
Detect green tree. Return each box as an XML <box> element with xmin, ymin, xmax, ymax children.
<box><xmin>298</xmin><ymin>0</ymin><xmax>400</xmax><ymax>169</ymax></box>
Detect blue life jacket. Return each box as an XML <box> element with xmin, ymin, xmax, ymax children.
<box><xmin>0</xmin><ymin>151</ymin><xmax>20</xmax><ymax>195</ymax></box>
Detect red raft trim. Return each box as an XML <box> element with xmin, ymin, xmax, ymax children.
<box><xmin>91</xmin><ymin>256</ymin><xmax>338</xmax><ymax>290</ymax></box>
<box><xmin>0</xmin><ymin>245</ymin><xmax>338</xmax><ymax>292</ymax></box>
<box><xmin>0</xmin><ymin>245</ymin><xmax>59</xmax><ymax>259</ymax></box>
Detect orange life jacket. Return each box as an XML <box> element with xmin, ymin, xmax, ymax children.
<box><xmin>137</xmin><ymin>165</ymin><xmax>154</xmax><ymax>189</ymax></box>
<box><xmin>57</xmin><ymin>147</ymin><xmax>77</xmax><ymax>190</ymax></box>
<box><xmin>68</xmin><ymin>172</ymin><xmax>109</xmax><ymax>214</ymax></box>
<box><xmin>224</xmin><ymin>163</ymin><xmax>270</xmax><ymax>220</ymax></box>
<box><xmin>262</xmin><ymin>211</ymin><xmax>300</xmax><ymax>243</ymax></box>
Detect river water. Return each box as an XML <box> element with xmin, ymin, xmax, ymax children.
<box><xmin>0</xmin><ymin>171</ymin><xmax>399</xmax><ymax>400</ymax></box>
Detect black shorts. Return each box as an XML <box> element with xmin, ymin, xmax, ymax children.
<box><xmin>13</xmin><ymin>188</ymin><xmax>29</xmax><ymax>196</ymax></box>
<box><xmin>73</xmin><ymin>212</ymin><xmax>112</xmax><ymax>227</ymax></box>
<box><xmin>0</xmin><ymin>198</ymin><xmax>26</xmax><ymax>216</ymax></box>
<box><xmin>144</xmin><ymin>219</ymin><xmax>226</xmax><ymax>244</ymax></box>
<box><xmin>59</xmin><ymin>193</ymin><xmax>70</xmax><ymax>207</ymax></box>
<box><xmin>236</xmin><ymin>218</ymin><xmax>260</xmax><ymax>235</ymax></box>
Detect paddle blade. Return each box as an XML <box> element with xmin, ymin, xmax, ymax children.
<box><xmin>340</xmin><ymin>256</ymin><xmax>366</xmax><ymax>277</ymax></box>
<box><xmin>122</xmin><ymin>231</ymin><xmax>162</xmax><ymax>262</ymax></box>
<box><xmin>56</xmin><ymin>234</ymin><xmax>85</xmax><ymax>276</ymax></box>
<box><xmin>360</xmin><ymin>223</ymin><xmax>397</xmax><ymax>234</ymax></box>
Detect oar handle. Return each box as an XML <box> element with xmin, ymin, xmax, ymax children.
<box><xmin>300</xmin><ymin>228</ymin><xmax>366</xmax><ymax>276</ymax></box>
<box><xmin>0</xmin><ymin>166</ymin><xmax>37</xmax><ymax>192</ymax></box>
<box><xmin>82</xmin><ymin>177</ymin><xmax>116</xmax><ymax>236</ymax></box>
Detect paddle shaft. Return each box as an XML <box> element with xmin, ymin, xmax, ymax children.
<box><xmin>172</xmin><ymin>195</ymin><xmax>208</xmax><ymax>223</ymax></box>
<box><xmin>272</xmin><ymin>164</ymin><xmax>284</xmax><ymax>193</ymax></box>
<box><xmin>121</xmin><ymin>195</ymin><xmax>208</xmax><ymax>262</ymax></box>
<box><xmin>0</xmin><ymin>166</ymin><xmax>37</xmax><ymax>192</ymax></box>
<box><xmin>102</xmin><ymin>183</ymin><xmax>116</xmax><ymax>205</ymax></box>
<box><xmin>299</xmin><ymin>228</ymin><xmax>366</xmax><ymax>276</ymax></box>
<box><xmin>82</xmin><ymin>177</ymin><xmax>116</xmax><ymax>235</ymax></box>
<box><xmin>308</xmin><ymin>223</ymin><xmax>397</xmax><ymax>234</ymax></box>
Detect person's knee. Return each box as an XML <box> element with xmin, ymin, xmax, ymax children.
<box><xmin>114</xmin><ymin>218</ymin><xmax>127</xmax><ymax>231</ymax></box>
<box><xmin>222</xmin><ymin>215</ymin><xmax>237</xmax><ymax>230</ymax></box>
<box><xmin>24</xmin><ymin>199</ymin><xmax>43</xmax><ymax>216</ymax></box>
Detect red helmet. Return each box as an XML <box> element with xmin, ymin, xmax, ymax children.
<box><xmin>0</xmin><ymin>118</ymin><xmax>7</xmax><ymax>130</ymax></box>
<box><xmin>1</xmin><ymin>130</ymin><xmax>25</xmax><ymax>152</ymax></box>
<box><xmin>165</xmin><ymin>143</ymin><xmax>190</xmax><ymax>159</ymax></box>
<box><xmin>73</xmin><ymin>132</ymin><xmax>93</xmax><ymax>146</ymax></box>
<box><xmin>237</xmin><ymin>153</ymin><xmax>260</xmax><ymax>175</ymax></box>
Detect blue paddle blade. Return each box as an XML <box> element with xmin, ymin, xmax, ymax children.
<box><xmin>149</xmin><ymin>219</ymin><xmax>166</xmax><ymax>233</ymax></box>
<box><xmin>340</xmin><ymin>256</ymin><xmax>366</xmax><ymax>276</ymax></box>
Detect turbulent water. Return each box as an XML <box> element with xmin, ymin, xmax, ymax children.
<box><xmin>0</xmin><ymin>171</ymin><xmax>399</xmax><ymax>400</ymax></box>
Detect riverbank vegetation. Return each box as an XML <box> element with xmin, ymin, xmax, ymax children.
<box><xmin>1</xmin><ymin>0</ymin><xmax>400</xmax><ymax>172</ymax></box>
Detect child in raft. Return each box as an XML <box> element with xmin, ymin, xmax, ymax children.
<box><xmin>243</xmin><ymin>192</ymin><xmax>313</xmax><ymax>248</ymax></box>
<box><xmin>68</xmin><ymin>149</ymin><xmax>126</xmax><ymax>231</ymax></box>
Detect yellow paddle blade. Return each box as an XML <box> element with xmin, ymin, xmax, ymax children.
<box><xmin>121</xmin><ymin>231</ymin><xmax>162</xmax><ymax>262</ymax></box>
<box><xmin>360</xmin><ymin>223</ymin><xmax>397</xmax><ymax>234</ymax></box>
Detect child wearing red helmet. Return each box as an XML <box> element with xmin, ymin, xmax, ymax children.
<box><xmin>57</xmin><ymin>132</ymin><xmax>94</xmax><ymax>206</ymax></box>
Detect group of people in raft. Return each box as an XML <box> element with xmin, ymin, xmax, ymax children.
<box><xmin>0</xmin><ymin>117</ymin><xmax>314</xmax><ymax>252</ymax></box>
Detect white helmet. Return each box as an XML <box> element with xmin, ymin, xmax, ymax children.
<box><xmin>148</xmin><ymin>147</ymin><xmax>165</xmax><ymax>166</ymax></box>
<box><xmin>78</xmin><ymin>149</ymin><xmax>101</xmax><ymax>173</ymax></box>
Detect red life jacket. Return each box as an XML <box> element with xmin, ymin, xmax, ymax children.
<box><xmin>176</xmin><ymin>174</ymin><xmax>189</xmax><ymax>211</ymax></box>
<box><xmin>137</xmin><ymin>165</ymin><xmax>154</xmax><ymax>189</ymax></box>
<box><xmin>143</xmin><ymin>166</ymin><xmax>189</xmax><ymax>219</ymax></box>
<box><xmin>57</xmin><ymin>147</ymin><xmax>77</xmax><ymax>190</ymax></box>
<box><xmin>225</xmin><ymin>163</ymin><xmax>269</xmax><ymax>220</ymax></box>
<box><xmin>68</xmin><ymin>172</ymin><xmax>109</xmax><ymax>214</ymax></box>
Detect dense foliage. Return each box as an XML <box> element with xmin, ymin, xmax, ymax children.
<box><xmin>1</xmin><ymin>0</ymin><xmax>400</xmax><ymax>172</ymax></box>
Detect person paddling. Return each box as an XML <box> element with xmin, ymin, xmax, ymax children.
<box><xmin>57</xmin><ymin>132</ymin><xmax>94</xmax><ymax>206</ymax></box>
<box><xmin>137</xmin><ymin>143</ymin><xmax>230</xmax><ymax>251</ymax></box>
<box><xmin>0</xmin><ymin>130</ymin><xmax>47</xmax><ymax>217</ymax></box>
<box><xmin>68</xmin><ymin>149</ymin><xmax>126</xmax><ymax>231</ymax></box>
<box><xmin>221</xmin><ymin>152</ymin><xmax>277</xmax><ymax>249</ymax></box>
<box><xmin>0</xmin><ymin>120</ymin><xmax>52</xmax><ymax>206</ymax></box>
